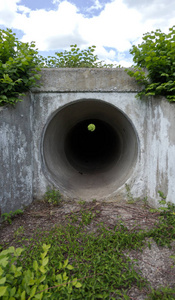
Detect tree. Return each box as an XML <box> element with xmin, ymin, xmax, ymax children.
<box><xmin>0</xmin><ymin>28</ymin><xmax>41</xmax><ymax>106</ymax></box>
<box><xmin>127</xmin><ymin>26</ymin><xmax>175</xmax><ymax>102</ymax></box>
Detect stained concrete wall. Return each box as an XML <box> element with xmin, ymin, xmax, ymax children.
<box><xmin>0</xmin><ymin>68</ymin><xmax>175</xmax><ymax>213</ymax></box>
<box><xmin>0</xmin><ymin>94</ymin><xmax>33</xmax><ymax>213</ymax></box>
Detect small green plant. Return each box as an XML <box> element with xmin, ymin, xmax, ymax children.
<box><xmin>127</xmin><ymin>26</ymin><xmax>175</xmax><ymax>102</ymax></box>
<box><xmin>78</xmin><ymin>199</ymin><xmax>86</xmax><ymax>206</ymax></box>
<box><xmin>142</xmin><ymin>196</ymin><xmax>149</xmax><ymax>208</ymax></box>
<box><xmin>87</xmin><ymin>123</ymin><xmax>96</xmax><ymax>132</ymax></box>
<box><xmin>80</xmin><ymin>209</ymin><xmax>96</xmax><ymax>225</ymax></box>
<box><xmin>170</xmin><ymin>255</ymin><xmax>175</xmax><ymax>268</ymax></box>
<box><xmin>14</xmin><ymin>226</ymin><xmax>25</xmax><ymax>238</ymax></box>
<box><xmin>0</xmin><ymin>28</ymin><xmax>41</xmax><ymax>106</ymax></box>
<box><xmin>44</xmin><ymin>186</ymin><xmax>62</xmax><ymax>205</ymax></box>
<box><xmin>1</xmin><ymin>209</ymin><xmax>23</xmax><ymax>224</ymax></box>
<box><xmin>146</xmin><ymin>286</ymin><xmax>175</xmax><ymax>299</ymax></box>
<box><xmin>125</xmin><ymin>184</ymin><xmax>135</xmax><ymax>204</ymax></box>
<box><xmin>158</xmin><ymin>190</ymin><xmax>167</xmax><ymax>206</ymax></box>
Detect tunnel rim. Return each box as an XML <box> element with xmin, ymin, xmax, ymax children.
<box><xmin>40</xmin><ymin>98</ymin><xmax>140</xmax><ymax>199</ymax></box>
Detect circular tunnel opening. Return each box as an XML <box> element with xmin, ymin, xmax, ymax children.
<box><xmin>42</xmin><ymin>99</ymin><xmax>139</xmax><ymax>200</ymax></box>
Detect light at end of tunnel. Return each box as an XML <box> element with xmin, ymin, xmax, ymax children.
<box><xmin>88</xmin><ymin>123</ymin><xmax>96</xmax><ymax>132</ymax></box>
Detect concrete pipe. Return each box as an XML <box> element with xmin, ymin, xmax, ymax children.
<box><xmin>42</xmin><ymin>99</ymin><xmax>139</xmax><ymax>200</ymax></box>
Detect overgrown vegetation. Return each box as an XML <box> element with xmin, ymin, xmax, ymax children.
<box><xmin>1</xmin><ymin>194</ymin><xmax>175</xmax><ymax>299</ymax></box>
<box><xmin>0</xmin><ymin>28</ymin><xmax>41</xmax><ymax>106</ymax></box>
<box><xmin>0</xmin><ymin>28</ymin><xmax>115</xmax><ymax>107</ymax></box>
<box><xmin>39</xmin><ymin>44</ymin><xmax>113</xmax><ymax>68</ymax></box>
<box><xmin>127</xmin><ymin>26</ymin><xmax>175</xmax><ymax>102</ymax></box>
<box><xmin>1</xmin><ymin>26</ymin><xmax>175</xmax><ymax>106</ymax></box>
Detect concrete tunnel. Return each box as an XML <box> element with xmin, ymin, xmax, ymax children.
<box><xmin>42</xmin><ymin>99</ymin><xmax>139</xmax><ymax>200</ymax></box>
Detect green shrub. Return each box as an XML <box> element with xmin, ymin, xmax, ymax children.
<box><xmin>39</xmin><ymin>44</ymin><xmax>115</xmax><ymax>68</ymax></box>
<box><xmin>0</xmin><ymin>28</ymin><xmax>41</xmax><ymax>106</ymax></box>
<box><xmin>0</xmin><ymin>244</ymin><xmax>81</xmax><ymax>299</ymax></box>
<box><xmin>127</xmin><ymin>26</ymin><xmax>175</xmax><ymax>102</ymax></box>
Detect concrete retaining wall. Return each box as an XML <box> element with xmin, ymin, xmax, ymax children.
<box><xmin>0</xmin><ymin>68</ymin><xmax>175</xmax><ymax>213</ymax></box>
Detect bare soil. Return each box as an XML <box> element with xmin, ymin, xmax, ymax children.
<box><xmin>0</xmin><ymin>199</ymin><xmax>175</xmax><ymax>299</ymax></box>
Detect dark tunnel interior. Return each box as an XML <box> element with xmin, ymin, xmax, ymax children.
<box><xmin>65</xmin><ymin>119</ymin><xmax>121</xmax><ymax>173</ymax></box>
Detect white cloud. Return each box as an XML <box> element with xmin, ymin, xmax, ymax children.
<box><xmin>87</xmin><ymin>0</ymin><xmax>103</xmax><ymax>12</ymax></box>
<box><xmin>18</xmin><ymin>1</ymin><xmax>86</xmax><ymax>49</ymax></box>
<box><xmin>0</xmin><ymin>0</ymin><xmax>20</xmax><ymax>26</ymax></box>
<box><xmin>52</xmin><ymin>0</ymin><xmax>61</xmax><ymax>4</ymax></box>
<box><xmin>17</xmin><ymin>5</ymin><xmax>31</xmax><ymax>14</ymax></box>
<box><xmin>79</xmin><ymin>0</ymin><xmax>143</xmax><ymax>52</ymax></box>
<box><xmin>0</xmin><ymin>0</ymin><xmax>175</xmax><ymax>66</ymax></box>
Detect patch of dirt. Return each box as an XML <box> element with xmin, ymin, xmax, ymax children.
<box><xmin>0</xmin><ymin>199</ymin><xmax>175</xmax><ymax>299</ymax></box>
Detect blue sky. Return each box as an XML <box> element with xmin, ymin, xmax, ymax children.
<box><xmin>0</xmin><ymin>0</ymin><xmax>175</xmax><ymax>66</ymax></box>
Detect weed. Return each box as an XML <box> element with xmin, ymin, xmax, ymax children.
<box><xmin>142</xmin><ymin>196</ymin><xmax>149</xmax><ymax>208</ymax></box>
<box><xmin>146</xmin><ymin>286</ymin><xmax>175</xmax><ymax>299</ymax></box>
<box><xmin>44</xmin><ymin>186</ymin><xmax>62</xmax><ymax>205</ymax></box>
<box><xmin>125</xmin><ymin>185</ymin><xmax>149</xmax><ymax>207</ymax></box>
<box><xmin>78</xmin><ymin>199</ymin><xmax>86</xmax><ymax>206</ymax></box>
<box><xmin>170</xmin><ymin>255</ymin><xmax>175</xmax><ymax>268</ymax></box>
<box><xmin>14</xmin><ymin>226</ymin><xmax>25</xmax><ymax>238</ymax></box>
<box><xmin>1</xmin><ymin>209</ymin><xmax>23</xmax><ymax>224</ymax></box>
<box><xmin>80</xmin><ymin>209</ymin><xmax>96</xmax><ymax>225</ymax></box>
<box><xmin>125</xmin><ymin>184</ymin><xmax>136</xmax><ymax>204</ymax></box>
<box><xmin>92</xmin><ymin>199</ymin><xmax>97</xmax><ymax>203</ymax></box>
<box><xmin>1</xmin><ymin>193</ymin><xmax>175</xmax><ymax>299</ymax></box>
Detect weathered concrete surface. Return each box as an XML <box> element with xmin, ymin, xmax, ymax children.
<box><xmin>0</xmin><ymin>94</ymin><xmax>33</xmax><ymax>214</ymax></box>
<box><xmin>0</xmin><ymin>68</ymin><xmax>175</xmax><ymax>213</ymax></box>
<box><xmin>33</xmin><ymin>68</ymin><xmax>143</xmax><ymax>93</ymax></box>
<box><xmin>146</xmin><ymin>98</ymin><xmax>175</xmax><ymax>205</ymax></box>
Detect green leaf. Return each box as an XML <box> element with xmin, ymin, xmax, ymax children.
<box><xmin>0</xmin><ymin>286</ymin><xmax>7</xmax><ymax>297</ymax></box>
<box><xmin>42</xmin><ymin>244</ymin><xmax>50</xmax><ymax>252</ymax></box>
<box><xmin>39</xmin><ymin>266</ymin><xmax>46</xmax><ymax>274</ymax></box>
<box><xmin>33</xmin><ymin>260</ymin><xmax>38</xmax><ymax>271</ymax></box>
<box><xmin>0</xmin><ymin>277</ymin><xmax>6</xmax><ymax>284</ymax></box>
<box><xmin>75</xmin><ymin>282</ymin><xmax>82</xmax><ymax>288</ymax></box>
<box><xmin>63</xmin><ymin>259</ymin><xmax>68</xmax><ymax>268</ymax></box>
<box><xmin>30</xmin><ymin>285</ymin><xmax>37</xmax><ymax>298</ymax></box>
<box><xmin>10</xmin><ymin>287</ymin><xmax>16</xmax><ymax>297</ymax></box>
<box><xmin>66</xmin><ymin>264</ymin><xmax>74</xmax><ymax>270</ymax></box>
<box><xmin>34</xmin><ymin>293</ymin><xmax>43</xmax><ymax>299</ymax></box>
<box><xmin>0</xmin><ymin>257</ymin><xmax>8</xmax><ymax>267</ymax></box>
<box><xmin>72</xmin><ymin>278</ymin><xmax>77</xmax><ymax>286</ymax></box>
<box><xmin>38</xmin><ymin>275</ymin><xmax>46</xmax><ymax>283</ymax></box>
<box><xmin>21</xmin><ymin>290</ymin><xmax>26</xmax><ymax>300</ymax></box>
<box><xmin>63</xmin><ymin>272</ymin><xmax>68</xmax><ymax>281</ymax></box>
<box><xmin>42</xmin><ymin>257</ymin><xmax>49</xmax><ymax>266</ymax></box>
